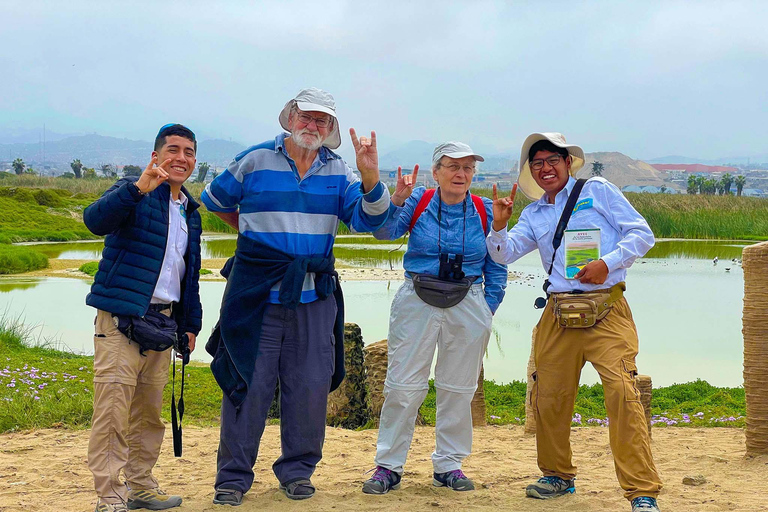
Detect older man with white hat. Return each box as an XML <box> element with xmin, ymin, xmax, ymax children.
<box><xmin>201</xmin><ymin>88</ymin><xmax>390</xmax><ymax>504</ymax></box>
<box><xmin>487</xmin><ymin>133</ymin><xmax>662</xmax><ymax>512</ymax></box>
<box><xmin>362</xmin><ymin>142</ymin><xmax>507</xmax><ymax>495</ymax></box>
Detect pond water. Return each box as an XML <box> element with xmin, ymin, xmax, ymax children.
<box><xmin>1</xmin><ymin>239</ymin><xmax>751</xmax><ymax>388</ymax></box>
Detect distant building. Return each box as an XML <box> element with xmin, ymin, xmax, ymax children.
<box><xmin>651</xmin><ymin>163</ymin><xmax>738</xmax><ymax>174</ymax></box>
<box><xmin>621</xmin><ymin>185</ymin><xmax>678</xmax><ymax>194</ymax></box>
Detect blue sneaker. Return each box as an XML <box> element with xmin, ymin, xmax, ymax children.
<box><xmin>631</xmin><ymin>496</ymin><xmax>661</xmax><ymax>511</ymax></box>
<box><xmin>433</xmin><ymin>469</ymin><xmax>475</xmax><ymax>491</ymax></box>
<box><xmin>525</xmin><ymin>476</ymin><xmax>575</xmax><ymax>499</ymax></box>
<box><xmin>362</xmin><ymin>466</ymin><xmax>401</xmax><ymax>495</ymax></box>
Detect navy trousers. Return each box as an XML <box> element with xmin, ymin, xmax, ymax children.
<box><xmin>214</xmin><ymin>296</ymin><xmax>337</xmax><ymax>492</ymax></box>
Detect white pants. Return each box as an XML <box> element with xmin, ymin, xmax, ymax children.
<box><xmin>374</xmin><ymin>280</ymin><xmax>492</xmax><ymax>474</ymax></box>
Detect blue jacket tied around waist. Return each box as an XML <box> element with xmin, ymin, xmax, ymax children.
<box><xmin>205</xmin><ymin>235</ymin><xmax>345</xmax><ymax>409</ymax></box>
<box><xmin>83</xmin><ymin>177</ymin><xmax>203</xmax><ymax>337</ymax></box>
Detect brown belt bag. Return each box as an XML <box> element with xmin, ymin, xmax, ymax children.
<box><xmin>552</xmin><ymin>282</ymin><xmax>625</xmax><ymax>328</ymax></box>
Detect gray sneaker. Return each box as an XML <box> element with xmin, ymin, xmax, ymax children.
<box><xmin>95</xmin><ymin>503</ymin><xmax>128</xmax><ymax>512</ymax></box>
<box><xmin>525</xmin><ymin>476</ymin><xmax>575</xmax><ymax>499</ymax></box>
<box><xmin>362</xmin><ymin>466</ymin><xmax>402</xmax><ymax>494</ymax></box>
<box><xmin>632</xmin><ymin>497</ymin><xmax>661</xmax><ymax>511</ymax></box>
<box><xmin>127</xmin><ymin>488</ymin><xmax>181</xmax><ymax>510</ymax></box>
<box><xmin>433</xmin><ymin>469</ymin><xmax>475</xmax><ymax>491</ymax></box>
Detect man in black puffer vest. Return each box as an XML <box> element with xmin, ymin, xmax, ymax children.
<box><xmin>84</xmin><ymin>124</ymin><xmax>203</xmax><ymax>512</ymax></box>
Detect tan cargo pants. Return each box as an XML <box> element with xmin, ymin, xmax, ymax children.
<box><xmin>88</xmin><ymin>309</ymin><xmax>172</xmax><ymax>504</ymax></box>
<box><xmin>532</xmin><ymin>297</ymin><xmax>663</xmax><ymax>501</ymax></box>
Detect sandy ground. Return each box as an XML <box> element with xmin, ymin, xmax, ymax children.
<box><xmin>0</xmin><ymin>425</ymin><xmax>765</xmax><ymax>512</ymax></box>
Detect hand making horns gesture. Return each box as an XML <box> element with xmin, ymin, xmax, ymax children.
<box><xmin>135</xmin><ymin>155</ymin><xmax>172</xmax><ymax>194</ymax></box>
<box><xmin>391</xmin><ymin>165</ymin><xmax>419</xmax><ymax>207</ymax></box>
<box><xmin>491</xmin><ymin>183</ymin><xmax>518</xmax><ymax>232</ymax></box>
<box><xmin>349</xmin><ymin>128</ymin><xmax>379</xmax><ymax>192</ymax></box>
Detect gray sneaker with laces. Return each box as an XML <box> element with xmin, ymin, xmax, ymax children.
<box><xmin>525</xmin><ymin>476</ymin><xmax>575</xmax><ymax>499</ymax></box>
<box><xmin>631</xmin><ymin>496</ymin><xmax>661</xmax><ymax>511</ymax></box>
<box><xmin>433</xmin><ymin>469</ymin><xmax>475</xmax><ymax>491</ymax></box>
<box><xmin>362</xmin><ymin>466</ymin><xmax>402</xmax><ymax>494</ymax></box>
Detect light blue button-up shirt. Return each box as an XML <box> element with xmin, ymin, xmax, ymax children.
<box><xmin>486</xmin><ymin>176</ymin><xmax>654</xmax><ymax>293</ymax></box>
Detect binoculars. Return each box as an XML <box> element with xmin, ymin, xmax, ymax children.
<box><xmin>438</xmin><ymin>253</ymin><xmax>465</xmax><ymax>281</ymax></box>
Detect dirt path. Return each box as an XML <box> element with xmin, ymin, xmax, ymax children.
<box><xmin>1</xmin><ymin>425</ymin><xmax>765</xmax><ymax>511</ymax></box>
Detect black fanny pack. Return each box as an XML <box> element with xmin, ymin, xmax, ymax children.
<box><xmin>113</xmin><ymin>310</ymin><xmax>178</xmax><ymax>354</ymax></box>
<box><xmin>412</xmin><ymin>273</ymin><xmax>473</xmax><ymax>308</ymax></box>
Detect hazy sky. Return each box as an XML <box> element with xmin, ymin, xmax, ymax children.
<box><xmin>1</xmin><ymin>0</ymin><xmax>766</xmax><ymax>161</ymax></box>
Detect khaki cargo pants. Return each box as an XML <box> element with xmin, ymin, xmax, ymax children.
<box><xmin>532</xmin><ymin>297</ymin><xmax>663</xmax><ymax>501</ymax></box>
<box><xmin>88</xmin><ymin>309</ymin><xmax>172</xmax><ymax>504</ymax></box>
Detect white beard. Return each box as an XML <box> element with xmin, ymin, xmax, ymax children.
<box><xmin>291</xmin><ymin>128</ymin><xmax>324</xmax><ymax>151</ymax></box>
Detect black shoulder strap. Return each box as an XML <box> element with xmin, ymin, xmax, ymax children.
<box><xmin>543</xmin><ymin>178</ymin><xmax>588</xmax><ymax>291</ymax></box>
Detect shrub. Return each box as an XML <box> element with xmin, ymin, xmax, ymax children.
<box><xmin>78</xmin><ymin>261</ymin><xmax>99</xmax><ymax>277</ymax></box>
<box><xmin>0</xmin><ymin>245</ymin><xmax>49</xmax><ymax>274</ymax></box>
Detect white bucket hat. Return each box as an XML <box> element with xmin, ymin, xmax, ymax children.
<box><xmin>279</xmin><ymin>87</ymin><xmax>341</xmax><ymax>150</ymax></box>
<box><xmin>432</xmin><ymin>141</ymin><xmax>484</xmax><ymax>166</ymax></box>
<box><xmin>518</xmin><ymin>132</ymin><xmax>585</xmax><ymax>200</ymax></box>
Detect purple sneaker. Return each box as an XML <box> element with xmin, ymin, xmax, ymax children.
<box><xmin>433</xmin><ymin>469</ymin><xmax>475</xmax><ymax>491</ymax></box>
<box><xmin>362</xmin><ymin>466</ymin><xmax>402</xmax><ymax>495</ymax></box>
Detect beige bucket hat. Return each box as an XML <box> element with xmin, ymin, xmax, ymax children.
<box><xmin>518</xmin><ymin>132</ymin><xmax>585</xmax><ymax>200</ymax></box>
<box><xmin>279</xmin><ymin>87</ymin><xmax>341</xmax><ymax>150</ymax></box>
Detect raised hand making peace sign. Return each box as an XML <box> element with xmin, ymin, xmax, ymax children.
<box><xmin>491</xmin><ymin>183</ymin><xmax>518</xmax><ymax>232</ymax></box>
<box><xmin>392</xmin><ymin>165</ymin><xmax>419</xmax><ymax>207</ymax></box>
<box><xmin>349</xmin><ymin>128</ymin><xmax>380</xmax><ymax>193</ymax></box>
<box><xmin>135</xmin><ymin>155</ymin><xmax>172</xmax><ymax>195</ymax></box>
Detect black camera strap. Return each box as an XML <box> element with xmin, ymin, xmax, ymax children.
<box><xmin>171</xmin><ymin>350</ymin><xmax>186</xmax><ymax>457</ymax></box>
<box><xmin>534</xmin><ymin>178</ymin><xmax>588</xmax><ymax>308</ymax></box>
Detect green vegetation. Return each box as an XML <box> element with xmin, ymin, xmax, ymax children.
<box><xmin>0</xmin><ymin>317</ymin><xmax>746</xmax><ymax>432</ymax></box>
<box><xmin>0</xmin><ymin>245</ymin><xmax>48</xmax><ymax>274</ymax></box>
<box><xmin>199</xmin><ymin>268</ymin><xmax>213</xmax><ymax>275</ymax></box>
<box><xmin>78</xmin><ymin>261</ymin><xmax>99</xmax><ymax>277</ymax></box>
<box><xmin>471</xmin><ymin>186</ymin><xmax>768</xmax><ymax>241</ymax></box>
<box><xmin>1</xmin><ymin>175</ymin><xmax>766</xmax><ymax>245</ymax></box>
<box><xmin>0</xmin><ymin>186</ymin><xmax>97</xmax><ymax>244</ymax></box>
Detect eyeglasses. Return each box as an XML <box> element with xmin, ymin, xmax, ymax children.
<box><xmin>530</xmin><ymin>154</ymin><xmax>565</xmax><ymax>171</ymax></box>
<box><xmin>441</xmin><ymin>163</ymin><xmax>476</xmax><ymax>174</ymax></box>
<box><xmin>295</xmin><ymin>112</ymin><xmax>333</xmax><ymax>129</ymax></box>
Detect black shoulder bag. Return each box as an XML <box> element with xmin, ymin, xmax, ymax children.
<box><xmin>533</xmin><ymin>178</ymin><xmax>588</xmax><ymax>309</ymax></box>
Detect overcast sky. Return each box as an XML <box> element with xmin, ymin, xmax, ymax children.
<box><xmin>1</xmin><ymin>0</ymin><xmax>766</xmax><ymax>161</ymax></box>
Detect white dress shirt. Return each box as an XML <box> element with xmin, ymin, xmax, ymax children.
<box><xmin>486</xmin><ymin>176</ymin><xmax>654</xmax><ymax>293</ymax></box>
<box><xmin>151</xmin><ymin>194</ymin><xmax>189</xmax><ymax>304</ymax></box>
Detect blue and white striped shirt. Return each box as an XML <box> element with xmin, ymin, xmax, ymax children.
<box><xmin>201</xmin><ymin>132</ymin><xmax>391</xmax><ymax>303</ymax></box>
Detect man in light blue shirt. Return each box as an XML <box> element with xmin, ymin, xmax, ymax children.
<box><xmin>487</xmin><ymin>133</ymin><xmax>663</xmax><ymax>512</ymax></box>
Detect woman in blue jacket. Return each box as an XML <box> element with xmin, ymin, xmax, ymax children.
<box><xmin>362</xmin><ymin>142</ymin><xmax>507</xmax><ymax>495</ymax></box>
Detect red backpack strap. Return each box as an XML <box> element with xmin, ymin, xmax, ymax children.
<box><xmin>408</xmin><ymin>189</ymin><xmax>436</xmax><ymax>233</ymax></box>
<box><xmin>471</xmin><ymin>194</ymin><xmax>489</xmax><ymax>235</ymax></box>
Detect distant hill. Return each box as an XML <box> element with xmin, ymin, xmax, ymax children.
<box><xmin>0</xmin><ymin>134</ymin><xmax>247</xmax><ymax>170</ymax></box>
<box><xmin>579</xmin><ymin>152</ymin><xmax>672</xmax><ymax>189</ymax></box>
<box><xmin>378</xmin><ymin>140</ymin><xmax>516</xmax><ymax>172</ymax></box>
<box><xmin>648</xmin><ymin>154</ymin><xmax>768</xmax><ymax>166</ymax></box>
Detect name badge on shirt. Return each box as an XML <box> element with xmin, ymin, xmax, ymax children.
<box><xmin>572</xmin><ymin>198</ymin><xmax>593</xmax><ymax>214</ymax></box>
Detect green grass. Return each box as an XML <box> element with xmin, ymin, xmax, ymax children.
<box><xmin>78</xmin><ymin>261</ymin><xmax>99</xmax><ymax>277</ymax></box>
<box><xmin>0</xmin><ymin>316</ymin><xmax>746</xmax><ymax>432</ymax></box>
<box><xmin>199</xmin><ymin>268</ymin><xmax>213</xmax><ymax>275</ymax></box>
<box><xmin>0</xmin><ymin>245</ymin><xmax>49</xmax><ymax>274</ymax></box>
<box><xmin>3</xmin><ymin>176</ymin><xmax>767</xmax><ymax>242</ymax></box>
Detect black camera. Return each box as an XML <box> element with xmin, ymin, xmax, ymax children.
<box><xmin>438</xmin><ymin>253</ymin><xmax>465</xmax><ymax>281</ymax></box>
<box><xmin>174</xmin><ymin>333</ymin><xmax>191</xmax><ymax>365</ymax></box>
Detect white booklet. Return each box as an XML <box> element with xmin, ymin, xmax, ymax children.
<box><xmin>564</xmin><ymin>229</ymin><xmax>601</xmax><ymax>279</ymax></box>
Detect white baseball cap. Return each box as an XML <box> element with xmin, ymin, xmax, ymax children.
<box><xmin>432</xmin><ymin>141</ymin><xmax>485</xmax><ymax>166</ymax></box>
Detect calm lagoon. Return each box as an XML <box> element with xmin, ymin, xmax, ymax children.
<box><xmin>1</xmin><ymin>239</ymin><xmax>749</xmax><ymax>387</ymax></box>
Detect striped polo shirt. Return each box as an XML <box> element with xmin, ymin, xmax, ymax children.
<box><xmin>201</xmin><ymin>132</ymin><xmax>390</xmax><ymax>303</ymax></box>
